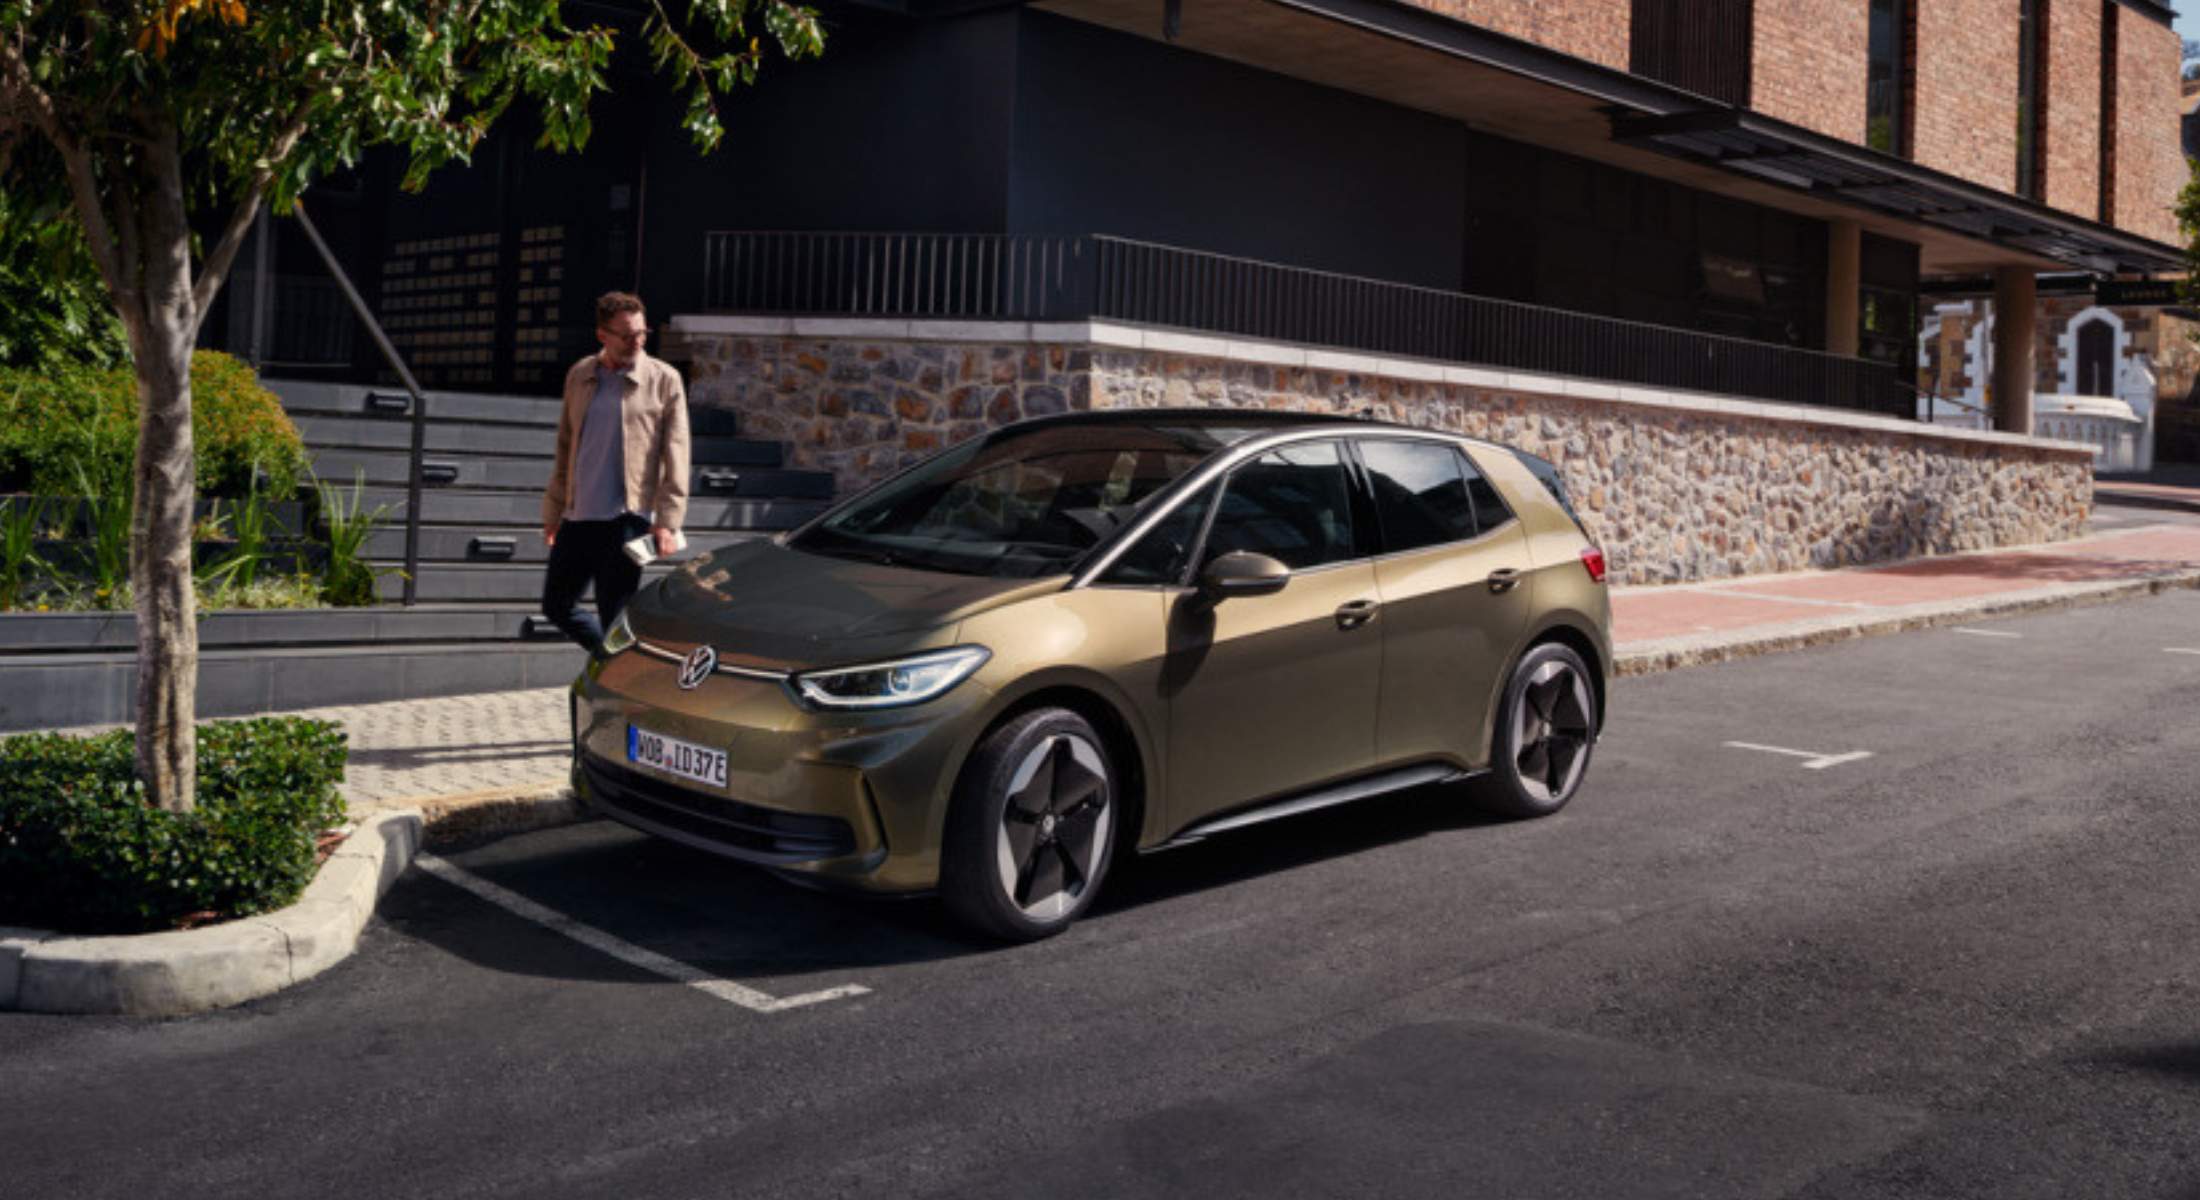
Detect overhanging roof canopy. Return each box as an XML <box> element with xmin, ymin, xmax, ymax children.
<box><xmin>1037</xmin><ymin>0</ymin><xmax>2187</xmax><ymax>278</ymax></box>
<box><xmin>1613</xmin><ymin>110</ymin><xmax>2184</xmax><ymax>276</ymax></box>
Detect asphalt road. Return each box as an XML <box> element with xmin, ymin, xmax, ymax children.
<box><xmin>11</xmin><ymin>587</ymin><xmax>2200</xmax><ymax>1199</ymax></box>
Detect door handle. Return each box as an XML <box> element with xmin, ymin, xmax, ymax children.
<box><xmin>1334</xmin><ymin>599</ymin><xmax>1379</xmax><ymax>630</ymax></box>
<box><xmin>1487</xmin><ymin>568</ymin><xmax>1523</xmax><ymax>595</ymax></box>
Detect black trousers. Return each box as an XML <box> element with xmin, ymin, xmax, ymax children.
<box><xmin>542</xmin><ymin>514</ymin><xmax>649</xmax><ymax>656</ymax></box>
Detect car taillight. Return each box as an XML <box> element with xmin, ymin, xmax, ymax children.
<box><xmin>1579</xmin><ymin>546</ymin><xmax>1607</xmax><ymax>584</ymax></box>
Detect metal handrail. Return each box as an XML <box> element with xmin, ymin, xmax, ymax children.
<box><xmin>293</xmin><ymin>199</ymin><xmax>426</xmax><ymax>605</ymax></box>
<box><xmin>701</xmin><ymin>231</ymin><xmax>1908</xmax><ymax>418</ymax></box>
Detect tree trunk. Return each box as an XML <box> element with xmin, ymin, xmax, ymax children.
<box><xmin>128</xmin><ymin>136</ymin><xmax>202</xmax><ymax>814</ymax></box>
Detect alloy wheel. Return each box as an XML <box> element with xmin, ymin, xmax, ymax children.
<box><xmin>993</xmin><ymin>733</ymin><xmax>1113</xmax><ymax>923</ymax></box>
<box><xmin>1513</xmin><ymin>657</ymin><xmax>1594</xmax><ymax>805</ymax></box>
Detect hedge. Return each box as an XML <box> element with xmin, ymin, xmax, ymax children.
<box><xmin>0</xmin><ymin>717</ymin><xmax>349</xmax><ymax>934</ymax></box>
<box><xmin>0</xmin><ymin>351</ymin><xmax>309</xmax><ymax>500</ymax></box>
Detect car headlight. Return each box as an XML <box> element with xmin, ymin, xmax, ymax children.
<box><xmin>602</xmin><ymin>611</ymin><xmax>637</xmax><ymax>656</ymax></box>
<box><xmin>791</xmin><ymin>646</ymin><xmax>991</xmax><ymax>710</ymax></box>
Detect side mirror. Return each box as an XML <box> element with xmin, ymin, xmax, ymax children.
<box><xmin>1196</xmin><ymin>551</ymin><xmax>1290</xmax><ymax>604</ymax></box>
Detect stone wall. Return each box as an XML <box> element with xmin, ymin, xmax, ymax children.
<box><xmin>685</xmin><ymin>335</ymin><xmax>1096</xmax><ymax>492</ymax></box>
<box><xmin>681</xmin><ymin>324</ymin><xmax>2093</xmax><ymax>588</ymax></box>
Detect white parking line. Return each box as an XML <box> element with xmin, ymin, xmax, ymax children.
<box><xmin>1723</xmin><ymin>741</ymin><xmax>1876</xmax><ymax>771</ymax></box>
<box><xmin>2166</xmin><ymin>648</ymin><xmax>2200</xmax><ymax>656</ymax></box>
<box><xmin>414</xmin><ymin>853</ymin><xmax>871</xmax><ymax>1013</ymax></box>
<box><xmin>1952</xmin><ymin>628</ymin><xmax>2023</xmax><ymax>639</ymax></box>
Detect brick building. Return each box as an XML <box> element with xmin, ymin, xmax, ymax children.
<box><xmin>1918</xmin><ymin>50</ymin><xmax>2197</xmax><ymax>470</ymax></box>
<box><xmin>209</xmin><ymin>0</ymin><xmax>2191</xmax><ymax>584</ymax></box>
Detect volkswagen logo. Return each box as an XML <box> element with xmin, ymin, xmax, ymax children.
<box><xmin>677</xmin><ymin>645</ymin><xmax>718</xmax><ymax>690</ymax></box>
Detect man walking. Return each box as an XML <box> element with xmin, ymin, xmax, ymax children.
<box><xmin>541</xmin><ymin>291</ymin><xmax>690</xmax><ymax>656</ymax></box>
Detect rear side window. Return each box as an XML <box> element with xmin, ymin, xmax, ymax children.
<box><xmin>1464</xmin><ymin>456</ymin><xmax>1513</xmax><ymax>534</ymax></box>
<box><xmin>1511</xmin><ymin>450</ymin><xmax>1581</xmax><ymax>528</ymax></box>
<box><xmin>1359</xmin><ymin>439</ymin><xmax>1477</xmax><ymax>554</ymax></box>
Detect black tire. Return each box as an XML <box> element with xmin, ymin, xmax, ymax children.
<box><xmin>941</xmin><ymin>707</ymin><xmax>1118</xmax><ymax>942</ymax></box>
<box><xmin>1471</xmin><ymin>641</ymin><xmax>1598</xmax><ymax>820</ymax></box>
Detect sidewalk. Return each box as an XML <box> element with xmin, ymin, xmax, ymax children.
<box><xmin>2094</xmin><ymin>467</ymin><xmax>2200</xmax><ymax>516</ymax></box>
<box><xmin>311</xmin><ymin>507</ymin><xmax>2200</xmax><ymax>824</ymax></box>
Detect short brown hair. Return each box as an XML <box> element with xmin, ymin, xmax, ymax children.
<box><xmin>595</xmin><ymin>291</ymin><xmax>646</xmax><ymax>328</ymax></box>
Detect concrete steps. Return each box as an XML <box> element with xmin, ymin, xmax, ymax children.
<box><xmin>249</xmin><ymin>375</ymin><xmax>835</xmax><ymax>704</ymax></box>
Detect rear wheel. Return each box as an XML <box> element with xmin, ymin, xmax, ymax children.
<box><xmin>942</xmin><ymin>708</ymin><xmax>1117</xmax><ymax>941</ymax></box>
<box><xmin>1471</xmin><ymin>642</ymin><xmax>1597</xmax><ymax>819</ymax></box>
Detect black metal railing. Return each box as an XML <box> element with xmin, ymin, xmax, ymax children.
<box><xmin>704</xmin><ymin>232</ymin><xmax>1094</xmax><ymax>321</ymax></box>
<box><xmin>702</xmin><ymin>232</ymin><xmax>1908</xmax><ymax>419</ymax></box>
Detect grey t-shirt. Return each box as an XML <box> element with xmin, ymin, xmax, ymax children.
<box><xmin>569</xmin><ymin>363</ymin><xmax>632</xmax><ymax>522</ymax></box>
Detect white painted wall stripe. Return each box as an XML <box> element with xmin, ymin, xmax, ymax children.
<box><xmin>414</xmin><ymin>854</ymin><xmax>869</xmax><ymax>1013</ymax></box>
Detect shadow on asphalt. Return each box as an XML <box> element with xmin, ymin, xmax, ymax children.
<box><xmin>377</xmin><ymin>781</ymin><xmax>1513</xmax><ymax>986</ymax></box>
<box><xmin>2094</xmin><ymin>1043</ymin><xmax>2200</xmax><ymax>1086</ymax></box>
<box><xmin>1095</xmin><ymin>781</ymin><xmax>1507</xmax><ymax>918</ymax></box>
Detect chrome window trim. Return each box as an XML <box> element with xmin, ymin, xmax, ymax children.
<box><xmin>633</xmin><ymin>639</ymin><xmax>791</xmax><ymax>681</ymax></box>
<box><xmin>1072</xmin><ymin>425</ymin><xmax>1489</xmax><ymax>588</ymax></box>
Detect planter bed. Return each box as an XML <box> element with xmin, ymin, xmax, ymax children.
<box><xmin>0</xmin><ymin>603</ymin><xmax>556</xmax><ymax>653</ymax></box>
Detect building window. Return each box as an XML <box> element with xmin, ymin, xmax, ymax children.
<box><xmin>1866</xmin><ymin>0</ymin><xmax>1909</xmax><ymax>155</ymax></box>
<box><xmin>2098</xmin><ymin>1</ymin><xmax>2118</xmax><ymax>222</ymax></box>
<box><xmin>1630</xmin><ymin>0</ymin><xmax>1751</xmax><ymax>107</ymax></box>
<box><xmin>2016</xmin><ymin>0</ymin><xmax>2044</xmax><ymax>198</ymax></box>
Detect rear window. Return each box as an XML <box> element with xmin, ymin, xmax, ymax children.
<box><xmin>1513</xmin><ymin>450</ymin><xmax>1583</xmax><ymax>528</ymax></box>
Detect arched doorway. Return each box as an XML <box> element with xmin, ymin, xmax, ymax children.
<box><xmin>2075</xmin><ymin>317</ymin><xmax>2115</xmax><ymax>397</ymax></box>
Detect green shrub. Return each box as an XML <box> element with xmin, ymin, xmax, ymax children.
<box><xmin>0</xmin><ymin>717</ymin><xmax>349</xmax><ymax>934</ymax></box>
<box><xmin>0</xmin><ymin>351</ymin><xmax>308</xmax><ymax>500</ymax></box>
<box><xmin>313</xmin><ymin>469</ymin><xmax>400</xmax><ymax>606</ymax></box>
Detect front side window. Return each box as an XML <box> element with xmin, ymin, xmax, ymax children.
<box><xmin>793</xmin><ymin>424</ymin><xmax>1211</xmax><ymax>578</ymax></box>
<box><xmin>1359</xmin><ymin>439</ymin><xmax>1477</xmax><ymax>554</ymax></box>
<box><xmin>1200</xmin><ymin>441</ymin><xmax>1359</xmax><ymax>572</ymax></box>
<box><xmin>1099</xmin><ymin>482</ymin><xmax>1216</xmax><ymax>586</ymax></box>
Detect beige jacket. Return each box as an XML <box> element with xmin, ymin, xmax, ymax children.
<box><xmin>543</xmin><ymin>351</ymin><xmax>691</xmax><ymax>536</ymax></box>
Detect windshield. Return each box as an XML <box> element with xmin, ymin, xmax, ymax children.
<box><xmin>790</xmin><ymin>423</ymin><xmax>1225</xmax><ymax>577</ymax></box>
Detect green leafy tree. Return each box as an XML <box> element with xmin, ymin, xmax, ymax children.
<box><xmin>0</xmin><ymin>0</ymin><xmax>822</xmax><ymax>811</ymax></box>
<box><xmin>2178</xmin><ymin>156</ymin><xmax>2200</xmax><ymax>317</ymax></box>
<box><xmin>0</xmin><ymin>189</ymin><xmax>128</xmax><ymax>369</ymax></box>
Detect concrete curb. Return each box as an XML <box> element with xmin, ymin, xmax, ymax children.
<box><xmin>2093</xmin><ymin>488</ymin><xmax>2200</xmax><ymax>517</ymax></box>
<box><xmin>1</xmin><ymin>810</ymin><xmax>423</xmax><ymax>1017</ymax></box>
<box><xmin>1616</xmin><ymin>569</ymin><xmax>2200</xmax><ymax>676</ymax></box>
<box><xmin>413</xmin><ymin>782</ymin><xmax>583</xmax><ymax>846</ymax></box>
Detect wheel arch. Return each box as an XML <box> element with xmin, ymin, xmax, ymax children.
<box><xmin>970</xmin><ymin>680</ymin><xmax>1154</xmax><ymax>858</ymax></box>
<box><xmin>1521</xmin><ymin>617</ymin><xmax>1609</xmax><ymax>733</ymax></box>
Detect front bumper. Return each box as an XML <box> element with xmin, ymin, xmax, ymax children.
<box><xmin>571</xmin><ymin>644</ymin><xmax>991</xmax><ymax>893</ymax></box>
<box><xmin>576</xmin><ymin>754</ymin><xmax>862</xmax><ymax>863</ymax></box>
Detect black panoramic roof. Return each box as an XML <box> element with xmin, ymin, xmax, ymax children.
<box><xmin>1022</xmin><ymin>406</ymin><xmax>1386</xmax><ymax>436</ymax></box>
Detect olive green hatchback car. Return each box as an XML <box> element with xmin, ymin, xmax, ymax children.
<box><xmin>570</xmin><ymin>409</ymin><xmax>1611</xmax><ymax>940</ymax></box>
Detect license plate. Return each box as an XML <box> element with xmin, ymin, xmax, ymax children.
<box><xmin>626</xmin><ymin>724</ymin><xmax>729</xmax><ymax>789</ymax></box>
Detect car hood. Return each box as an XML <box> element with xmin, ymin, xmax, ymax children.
<box><xmin>636</xmin><ymin>538</ymin><xmax>1068</xmax><ymax>665</ymax></box>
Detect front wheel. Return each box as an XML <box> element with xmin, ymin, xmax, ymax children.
<box><xmin>1471</xmin><ymin>642</ymin><xmax>1598</xmax><ymax>819</ymax></box>
<box><xmin>941</xmin><ymin>708</ymin><xmax>1117</xmax><ymax>942</ymax></box>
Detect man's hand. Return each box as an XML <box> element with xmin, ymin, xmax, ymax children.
<box><xmin>653</xmin><ymin>526</ymin><xmax>679</xmax><ymax>558</ymax></box>
<box><xmin>544</xmin><ymin>529</ymin><xmax>556</xmax><ymax>548</ymax></box>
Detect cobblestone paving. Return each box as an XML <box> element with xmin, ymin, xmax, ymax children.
<box><xmin>314</xmin><ymin>687</ymin><xmax>570</xmax><ymax>811</ymax></box>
